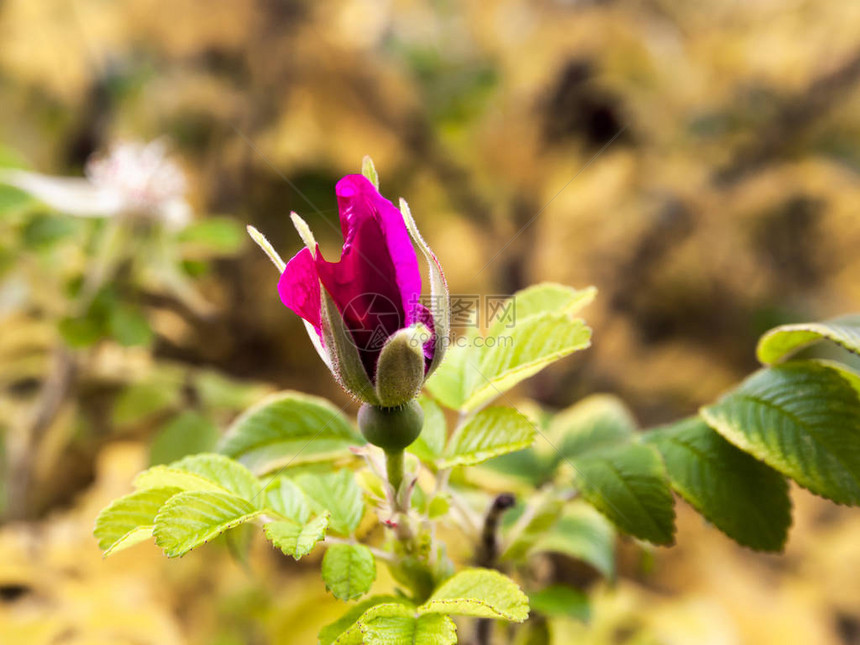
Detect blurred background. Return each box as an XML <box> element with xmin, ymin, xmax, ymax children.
<box><xmin>0</xmin><ymin>0</ymin><xmax>859</xmax><ymax>643</ymax></box>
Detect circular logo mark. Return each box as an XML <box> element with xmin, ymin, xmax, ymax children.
<box><xmin>342</xmin><ymin>292</ymin><xmax>401</xmax><ymax>351</ymax></box>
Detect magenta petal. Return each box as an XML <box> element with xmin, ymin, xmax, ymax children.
<box><xmin>278</xmin><ymin>246</ymin><xmax>322</xmax><ymax>337</ymax></box>
<box><xmin>315</xmin><ymin>174</ymin><xmax>422</xmax><ymax>378</ymax></box>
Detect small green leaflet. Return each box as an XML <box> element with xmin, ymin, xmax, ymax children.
<box><xmin>219</xmin><ymin>391</ymin><xmax>361</xmax><ymax>474</ymax></box>
<box><xmin>417</xmin><ymin>568</ymin><xmax>529</xmax><ymax>622</ymax></box>
<box><xmin>360</xmin><ymin>604</ymin><xmax>456</xmax><ymax>645</ymax></box>
<box><xmin>461</xmin><ymin>313</ymin><xmax>591</xmax><ymax>412</ymax></box>
<box><xmin>439</xmin><ymin>406</ymin><xmax>536</xmax><ymax>469</ymax></box>
<box><xmin>94</xmin><ymin>487</ymin><xmax>181</xmax><ymax>556</ymax></box>
<box><xmin>644</xmin><ymin>416</ymin><xmax>791</xmax><ymax>551</ymax></box>
<box><xmin>265</xmin><ymin>477</ymin><xmax>311</xmax><ymax>523</ymax></box>
<box><xmin>425</xmin><ymin>282</ymin><xmax>594</xmax><ymax>412</ymax></box>
<box><xmin>321</xmin><ymin>543</ymin><xmax>376</xmax><ymax>601</ymax></box>
<box><xmin>757</xmin><ymin>315</ymin><xmax>860</xmax><ymax>365</ymax></box>
<box><xmin>135</xmin><ymin>453</ymin><xmax>262</xmax><ymax>501</ymax></box>
<box><xmin>264</xmin><ymin>513</ymin><xmax>330</xmax><ymax>559</ymax></box>
<box><xmin>296</xmin><ymin>470</ymin><xmax>364</xmax><ymax>535</ymax></box>
<box><xmin>153</xmin><ymin>491</ymin><xmax>262</xmax><ymax>558</ymax></box>
<box><xmin>702</xmin><ymin>361</ymin><xmax>860</xmax><ymax>506</ymax></box>
<box><xmin>486</xmin><ymin>282</ymin><xmax>596</xmax><ymax>338</ymax></box>
<box><xmin>571</xmin><ymin>443</ymin><xmax>676</xmax><ymax>546</ymax></box>
<box><xmin>318</xmin><ymin>595</ymin><xmax>409</xmax><ymax>645</ymax></box>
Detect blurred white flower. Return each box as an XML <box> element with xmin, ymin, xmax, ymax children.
<box><xmin>0</xmin><ymin>140</ymin><xmax>191</xmax><ymax>230</ymax></box>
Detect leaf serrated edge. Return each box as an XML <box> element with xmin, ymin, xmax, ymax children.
<box><xmin>648</xmin><ymin>429</ymin><xmax>792</xmax><ymax>552</ymax></box>
<box><xmin>572</xmin><ymin>445</ymin><xmax>677</xmax><ymax>546</ymax></box>
<box><xmin>701</xmin><ymin>362</ymin><xmax>860</xmax><ymax>506</ymax></box>
<box><xmin>463</xmin><ymin>318</ymin><xmax>591</xmax><ymax>412</ymax></box>
<box><xmin>263</xmin><ymin>512</ymin><xmax>330</xmax><ymax>560</ymax></box>
<box><xmin>757</xmin><ymin>321</ymin><xmax>860</xmax><ymax>365</ymax></box>
<box><xmin>133</xmin><ymin>466</ymin><xmax>225</xmax><ymax>492</ymax></box>
<box><xmin>438</xmin><ymin>436</ymin><xmax>535</xmax><ymax>469</ymax></box>
<box><xmin>152</xmin><ymin>492</ymin><xmax>263</xmax><ymax>558</ymax></box>
<box><xmin>418</xmin><ymin>597</ymin><xmax>529</xmax><ymax>622</ymax></box>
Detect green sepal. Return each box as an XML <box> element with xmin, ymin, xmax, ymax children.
<box><xmin>375</xmin><ymin>324</ymin><xmax>430</xmax><ymax>406</ymax></box>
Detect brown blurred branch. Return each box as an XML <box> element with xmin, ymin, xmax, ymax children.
<box><xmin>714</xmin><ymin>47</ymin><xmax>860</xmax><ymax>186</ymax></box>
<box><xmin>5</xmin><ymin>347</ymin><xmax>77</xmax><ymax>521</ymax></box>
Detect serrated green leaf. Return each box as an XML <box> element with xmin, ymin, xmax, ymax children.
<box><xmin>296</xmin><ymin>470</ymin><xmax>363</xmax><ymax>535</ymax></box>
<box><xmin>644</xmin><ymin>416</ymin><xmax>791</xmax><ymax>551</ymax></box>
<box><xmin>531</xmin><ymin>503</ymin><xmax>615</xmax><ymax>579</ymax></box>
<box><xmin>321</xmin><ymin>543</ymin><xmax>376</xmax><ymax>600</ymax></box>
<box><xmin>94</xmin><ymin>487</ymin><xmax>181</xmax><ymax>556</ymax></box>
<box><xmin>440</xmin><ymin>406</ymin><xmax>536</xmax><ymax>468</ymax></box>
<box><xmin>220</xmin><ymin>391</ymin><xmax>362</xmax><ymax>474</ymax></box>
<box><xmin>360</xmin><ymin>604</ymin><xmax>457</xmax><ymax>645</ymax></box>
<box><xmin>153</xmin><ymin>491</ymin><xmax>262</xmax><ymax>557</ymax></box>
<box><xmin>461</xmin><ymin>313</ymin><xmax>591</xmax><ymax>412</ymax></box>
<box><xmin>145</xmin><ymin>453</ymin><xmax>262</xmax><ymax>501</ymax></box>
<box><xmin>149</xmin><ymin>411</ymin><xmax>219</xmax><ymax>466</ymax></box>
<box><xmin>487</xmin><ymin>282</ymin><xmax>596</xmax><ymax>338</ymax></box>
<box><xmin>571</xmin><ymin>443</ymin><xmax>676</xmax><ymax>545</ymax></box>
<box><xmin>319</xmin><ymin>596</ymin><xmax>410</xmax><ymax>645</ymax></box>
<box><xmin>409</xmin><ymin>395</ymin><xmax>447</xmax><ymax>463</ymax></box>
<box><xmin>264</xmin><ymin>477</ymin><xmax>311</xmax><ymax>523</ymax></box>
<box><xmin>264</xmin><ymin>513</ymin><xmax>329</xmax><ymax>559</ymax></box>
<box><xmin>548</xmin><ymin>394</ymin><xmax>637</xmax><ymax>462</ymax></box>
<box><xmin>134</xmin><ymin>466</ymin><xmax>226</xmax><ymax>494</ymax></box>
<box><xmin>418</xmin><ymin>568</ymin><xmax>529</xmax><ymax>622</ymax></box>
<box><xmin>757</xmin><ymin>315</ymin><xmax>860</xmax><ymax>365</ymax></box>
<box><xmin>702</xmin><ymin>361</ymin><xmax>860</xmax><ymax>505</ymax></box>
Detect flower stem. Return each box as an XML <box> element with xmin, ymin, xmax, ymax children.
<box><xmin>386</xmin><ymin>449</ymin><xmax>405</xmax><ymax>502</ymax></box>
<box><xmin>385</xmin><ymin>448</ymin><xmax>414</xmax><ymax>545</ymax></box>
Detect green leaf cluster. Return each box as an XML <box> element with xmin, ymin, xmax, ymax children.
<box><xmin>95</xmin><ymin>452</ymin><xmax>366</xmax><ymax>586</ymax></box>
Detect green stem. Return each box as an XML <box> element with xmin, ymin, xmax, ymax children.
<box><xmin>385</xmin><ymin>449</ymin><xmax>405</xmax><ymax>501</ymax></box>
<box><xmin>384</xmin><ymin>448</ymin><xmax>415</xmax><ymax>548</ymax></box>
